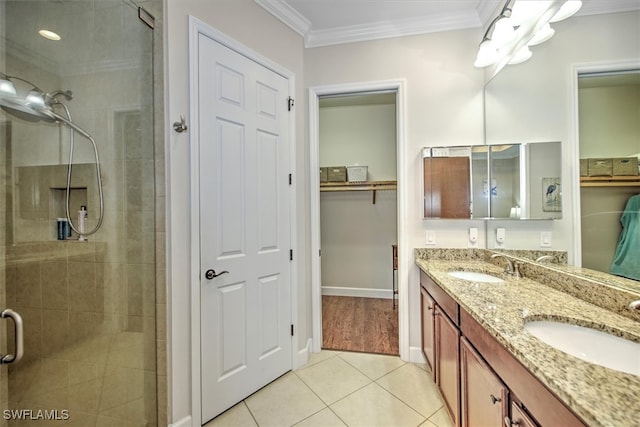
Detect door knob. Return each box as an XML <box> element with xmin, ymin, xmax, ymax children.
<box><xmin>205</xmin><ymin>269</ymin><xmax>229</xmax><ymax>280</ymax></box>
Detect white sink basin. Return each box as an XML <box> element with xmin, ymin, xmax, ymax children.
<box><xmin>447</xmin><ymin>271</ymin><xmax>504</xmax><ymax>283</ymax></box>
<box><xmin>524</xmin><ymin>320</ymin><xmax>640</xmax><ymax>376</ymax></box>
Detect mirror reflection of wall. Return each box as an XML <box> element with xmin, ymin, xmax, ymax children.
<box><xmin>490</xmin><ymin>144</ymin><xmax>520</xmax><ymax>219</ymax></box>
<box><xmin>523</xmin><ymin>142</ymin><xmax>562</xmax><ymax>220</ymax></box>
<box><xmin>579</xmin><ymin>70</ymin><xmax>640</xmax><ymax>276</ymax></box>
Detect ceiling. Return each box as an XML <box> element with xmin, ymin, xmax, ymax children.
<box><xmin>255</xmin><ymin>0</ymin><xmax>640</xmax><ymax>48</ymax></box>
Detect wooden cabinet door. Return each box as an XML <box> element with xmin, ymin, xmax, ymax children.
<box><xmin>421</xmin><ymin>286</ymin><xmax>436</xmax><ymax>377</ymax></box>
<box><xmin>435</xmin><ymin>305</ymin><xmax>461</xmax><ymax>427</ymax></box>
<box><xmin>509</xmin><ymin>401</ymin><xmax>538</xmax><ymax>427</ymax></box>
<box><xmin>460</xmin><ymin>337</ymin><xmax>508</xmax><ymax>427</ymax></box>
<box><xmin>424</xmin><ymin>156</ymin><xmax>471</xmax><ymax>218</ymax></box>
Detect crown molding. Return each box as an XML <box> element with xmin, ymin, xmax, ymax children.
<box><xmin>254</xmin><ymin>0</ymin><xmax>311</xmax><ymax>36</ymax></box>
<box><xmin>577</xmin><ymin>0</ymin><xmax>640</xmax><ymax>17</ymax></box>
<box><xmin>477</xmin><ymin>0</ymin><xmax>503</xmax><ymax>28</ymax></box>
<box><xmin>305</xmin><ymin>11</ymin><xmax>482</xmax><ymax>48</ymax></box>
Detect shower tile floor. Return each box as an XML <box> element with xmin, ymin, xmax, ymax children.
<box><xmin>204</xmin><ymin>350</ymin><xmax>453</xmax><ymax>427</ymax></box>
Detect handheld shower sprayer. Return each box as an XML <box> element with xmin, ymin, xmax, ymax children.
<box><xmin>0</xmin><ymin>73</ymin><xmax>104</xmax><ymax>237</ymax></box>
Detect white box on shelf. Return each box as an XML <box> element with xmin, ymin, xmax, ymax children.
<box><xmin>347</xmin><ymin>165</ymin><xmax>368</xmax><ymax>182</ymax></box>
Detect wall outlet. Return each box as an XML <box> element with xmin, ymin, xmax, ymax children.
<box><xmin>426</xmin><ymin>230</ymin><xmax>436</xmax><ymax>245</ymax></box>
<box><xmin>469</xmin><ymin>227</ymin><xmax>478</xmax><ymax>247</ymax></box>
<box><xmin>541</xmin><ymin>231</ymin><xmax>552</xmax><ymax>247</ymax></box>
<box><xmin>496</xmin><ymin>227</ymin><xmax>506</xmax><ymax>246</ymax></box>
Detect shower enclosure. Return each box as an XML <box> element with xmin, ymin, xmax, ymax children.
<box><xmin>0</xmin><ymin>1</ymin><xmax>158</xmax><ymax>425</ymax></box>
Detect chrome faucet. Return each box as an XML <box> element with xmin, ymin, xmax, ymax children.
<box><xmin>490</xmin><ymin>253</ymin><xmax>522</xmax><ymax>278</ymax></box>
<box><xmin>535</xmin><ymin>255</ymin><xmax>557</xmax><ymax>263</ymax></box>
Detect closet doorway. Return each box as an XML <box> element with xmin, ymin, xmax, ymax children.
<box><xmin>578</xmin><ymin>69</ymin><xmax>640</xmax><ymax>275</ymax></box>
<box><xmin>317</xmin><ymin>91</ymin><xmax>399</xmax><ymax>355</ymax></box>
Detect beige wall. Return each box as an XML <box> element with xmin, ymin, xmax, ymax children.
<box><xmin>579</xmin><ymin>84</ymin><xmax>640</xmax><ymax>158</ymax></box>
<box><xmin>165</xmin><ymin>1</ymin><xmax>305</xmax><ymax>424</ymax></box>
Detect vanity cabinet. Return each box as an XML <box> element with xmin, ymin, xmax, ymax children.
<box><xmin>419</xmin><ymin>270</ymin><xmax>587</xmax><ymax>427</ymax></box>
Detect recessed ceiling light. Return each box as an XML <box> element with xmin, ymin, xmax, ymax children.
<box><xmin>38</xmin><ymin>29</ymin><xmax>61</xmax><ymax>41</ymax></box>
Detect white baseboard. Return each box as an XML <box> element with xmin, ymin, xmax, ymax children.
<box><xmin>169</xmin><ymin>415</ymin><xmax>192</xmax><ymax>427</ymax></box>
<box><xmin>322</xmin><ymin>286</ymin><xmax>394</xmax><ymax>299</ymax></box>
<box><xmin>295</xmin><ymin>338</ymin><xmax>312</xmax><ymax>369</ymax></box>
<box><xmin>409</xmin><ymin>346</ymin><xmax>426</xmax><ymax>365</ymax></box>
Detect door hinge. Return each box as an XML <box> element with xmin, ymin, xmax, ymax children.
<box><xmin>289</xmin><ymin>249</ymin><xmax>293</xmax><ymax>261</ymax></box>
<box><xmin>289</xmin><ymin>173</ymin><xmax>292</xmax><ymax>185</ymax></box>
<box><xmin>138</xmin><ymin>7</ymin><xmax>155</xmax><ymax>29</ymax></box>
<box><xmin>291</xmin><ymin>324</ymin><xmax>294</xmax><ymax>336</ymax></box>
<box><xmin>288</xmin><ymin>97</ymin><xmax>295</xmax><ymax>111</ymax></box>
<box><xmin>319</xmin><ymin>249</ymin><xmax>322</xmax><ymax>257</ymax></box>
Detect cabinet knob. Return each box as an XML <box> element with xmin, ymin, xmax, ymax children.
<box><xmin>504</xmin><ymin>417</ymin><xmax>520</xmax><ymax>427</ymax></box>
<box><xmin>490</xmin><ymin>394</ymin><xmax>502</xmax><ymax>404</ymax></box>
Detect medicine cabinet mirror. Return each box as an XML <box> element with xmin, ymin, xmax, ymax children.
<box><xmin>423</xmin><ymin>141</ymin><xmax>562</xmax><ymax>220</ymax></box>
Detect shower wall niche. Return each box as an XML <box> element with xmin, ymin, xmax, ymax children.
<box><xmin>16</xmin><ymin>164</ymin><xmax>91</xmax><ymax>242</ymax></box>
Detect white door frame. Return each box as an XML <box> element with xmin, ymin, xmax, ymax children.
<box><xmin>309</xmin><ymin>80</ymin><xmax>409</xmax><ymax>361</ymax></box>
<box><xmin>569</xmin><ymin>59</ymin><xmax>640</xmax><ymax>266</ymax></box>
<box><xmin>188</xmin><ymin>16</ymin><xmax>298</xmax><ymax>427</ymax></box>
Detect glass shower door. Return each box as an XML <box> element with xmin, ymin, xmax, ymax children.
<box><xmin>0</xmin><ymin>1</ymin><xmax>157</xmax><ymax>425</ymax></box>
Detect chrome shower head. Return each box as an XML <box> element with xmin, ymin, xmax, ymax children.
<box><xmin>0</xmin><ymin>74</ymin><xmax>71</xmax><ymax>123</ymax></box>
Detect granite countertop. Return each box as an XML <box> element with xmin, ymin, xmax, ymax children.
<box><xmin>415</xmin><ymin>255</ymin><xmax>640</xmax><ymax>427</ymax></box>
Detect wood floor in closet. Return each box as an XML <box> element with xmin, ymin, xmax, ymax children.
<box><xmin>322</xmin><ymin>295</ymin><xmax>399</xmax><ymax>356</ymax></box>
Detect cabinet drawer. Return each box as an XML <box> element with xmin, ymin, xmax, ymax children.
<box><xmin>420</xmin><ymin>270</ymin><xmax>459</xmax><ymax>325</ymax></box>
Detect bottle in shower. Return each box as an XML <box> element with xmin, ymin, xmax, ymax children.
<box><xmin>78</xmin><ymin>205</ymin><xmax>87</xmax><ymax>241</ymax></box>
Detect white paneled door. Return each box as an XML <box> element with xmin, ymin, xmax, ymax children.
<box><xmin>197</xmin><ymin>33</ymin><xmax>292</xmax><ymax>423</ymax></box>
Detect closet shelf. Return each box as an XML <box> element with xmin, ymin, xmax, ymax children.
<box><xmin>580</xmin><ymin>176</ymin><xmax>640</xmax><ymax>187</ymax></box>
<box><xmin>320</xmin><ymin>180</ymin><xmax>397</xmax><ymax>204</ymax></box>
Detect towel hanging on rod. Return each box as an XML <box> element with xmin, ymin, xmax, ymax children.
<box><xmin>610</xmin><ymin>193</ymin><xmax>640</xmax><ymax>281</ymax></box>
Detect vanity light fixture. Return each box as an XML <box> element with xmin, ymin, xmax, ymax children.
<box><xmin>474</xmin><ymin>0</ymin><xmax>581</xmax><ymax>70</ymax></box>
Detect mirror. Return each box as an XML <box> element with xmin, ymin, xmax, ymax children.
<box><xmin>490</xmin><ymin>142</ymin><xmax>562</xmax><ymax>219</ymax></box>
<box><xmin>483</xmin><ymin>9</ymin><xmax>640</xmax><ymax>287</ymax></box>
<box><xmin>423</xmin><ymin>142</ymin><xmax>561</xmax><ymax>219</ymax></box>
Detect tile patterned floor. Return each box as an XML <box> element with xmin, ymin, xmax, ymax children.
<box><xmin>204</xmin><ymin>350</ymin><xmax>453</xmax><ymax>427</ymax></box>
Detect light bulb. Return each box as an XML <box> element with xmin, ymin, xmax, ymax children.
<box><xmin>509</xmin><ymin>46</ymin><xmax>532</xmax><ymax>65</ymax></box>
<box><xmin>510</xmin><ymin>1</ymin><xmax>553</xmax><ymax>27</ymax></box>
<box><xmin>0</xmin><ymin>79</ymin><xmax>17</xmax><ymax>97</ymax></box>
<box><xmin>474</xmin><ymin>40</ymin><xmax>498</xmax><ymax>68</ymax></box>
<box><xmin>529</xmin><ymin>23</ymin><xmax>555</xmax><ymax>46</ymax></box>
<box><xmin>492</xmin><ymin>16</ymin><xmax>516</xmax><ymax>47</ymax></box>
<box><xmin>25</xmin><ymin>90</ymin><xmax>45</xmax><ymax>109</ymax></box>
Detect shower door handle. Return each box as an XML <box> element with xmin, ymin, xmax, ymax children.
<box><xmin>1</xmin><ymin>309</ymin><xmax>24</xmax><ymax>365</ymax></box>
